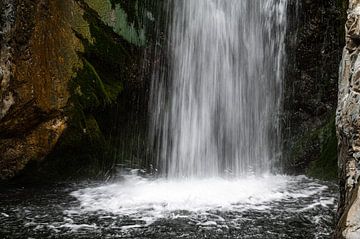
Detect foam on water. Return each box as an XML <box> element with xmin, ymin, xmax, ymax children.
<box><xmin>69</xmin><ymin>174</ymin><xmax>332</xmax><ymax>228</ymax></box>
<box><xmin>0</xmin><ymin>175</ymin><xmax>337</xmax><ymax>238</ymax></box>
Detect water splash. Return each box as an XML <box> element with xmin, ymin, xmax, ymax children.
<box><xmin>67</xmin><ymin>174</ymin><xmax>336</xmax><ymax>233</ymax></box>
<box><xmin>149</xmin><ymin>0</ymin><xmax>288</xmax><ymax>178</ymax></box>
<box><xmin>0</xmin><ymin>174</ymin><xmax>338</xmax><ymax>238</ymax></box>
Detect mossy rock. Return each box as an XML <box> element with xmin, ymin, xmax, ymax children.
<box><xmin>35</xmin><ymin>0</ymin><xmax>146</xmax><ymax>180</ymax></box>
<box><xmin>287</xmin><ymin>114</ymin><xmax>338</xmax><ymax>181</ymax></box>
<box><xmin>306</xmin><ymin>117</ymin><xmax>338</xmax><ymax>180</ymax></box>
<box><xmin>85</xmin><ymin>0</ymin><xmax>146</xmax><ymax>46</ymax></box>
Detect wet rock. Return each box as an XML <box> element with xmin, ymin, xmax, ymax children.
<box><xmin>0</xmin><ymin>0</ymin><xmax>157</xmax><ymax>181</ymax></box>
<box><xmin>0</xmin><ymin>0</ymin><xmax>83</xmax><ymax>180</ymax></box>
<box><xmin>283</xmin><ymin>0</ymin><xmax>346</xmax><ymax>179</ymax></box>
<box><xmin>335</xmin><ymin>1</ymin><xmax>360</xmax><ymax>238</ymax></box>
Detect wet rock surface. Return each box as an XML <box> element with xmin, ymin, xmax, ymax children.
<box><xmin>336</xmin><ymin>1</ymin><xmax>360</xmax><ymax>238</ymax></box>
<box><xmin>283</xmin><ymin>0</ymin><xmax>346</xmax><ymax>179</ymax></box>
<box><xmin>0</xmin><ymin>0</ymin><xmax>85</xmax><ymax>180</ymax></box>
<box><xmin>0</xmin><ymin>0</ymin><xmax>155</xmax><ymax>181</ymax></box>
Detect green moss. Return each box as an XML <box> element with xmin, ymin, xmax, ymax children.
<box><xmin>71</xmin><ymin>2</ymin><xmax>135</xmax><ymax>108</ymax></box>
<box><xmin>69</xmin><ymin>2</ymin><xmax>93</xmax><ymax>43</ymax></box>
<box><xmin>85</xmin><ymin>0</ymin><xmax>145</xmax><ymax>46</ymax></box>
<box><xmin>307</xmin><ymin>116</ymin><xmax>338</xmax><ymax>180</ymax></box>
<box><xmin>112</xmin><ymin>3</ymin><xmax>146</xmax><ymax>46</ymax></box>
<box><xmin>84</xmin><ymin>0</ymin><xmax>112</xmax><ymax>21</ymax></box>
<box><xmin>110</xmin><ymin>0</ymin><xmax>140</xmax><ymax>26</ymax></box>
<box><xmin>84</xmin><ymin>16</ymin><xmax>131</xmax><ymax>61</ymax></box>
<box><xmin>42</xmin><ymin>113</ymin><xmax>109</xmax><ymax>179</ymax></box>
<box><xmin>39</xmin><ymin>0</ymin><xmax>152</xmax><ymax>180</ymax></box>
<box><xmin>71</xmin><ymin>58</ymin><xmax>111</xmax><ymax>109</ymax></box>
<box><xmin>289</xmin><ymin>114</ymin><xmax>338</xmax><ymax>181</ymax></box>
<box><xmin>43</xmin><ymin>55</ymin><xmax>115</xmax><ymax>178</ymax></box>
<box><xmin>41</xmin><ymin>9</ymin><xmax>130</xmax><ymax>178</ymax></box>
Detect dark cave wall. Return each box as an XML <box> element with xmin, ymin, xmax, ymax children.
<box><xmin>283</xmin><ymin>0</ymin><xmax>347</xmax><ymax>180</ymax></box>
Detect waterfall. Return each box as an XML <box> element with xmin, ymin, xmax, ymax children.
<box><xmin>149</xmin><ymin>0</ymin><xmax>288</xmax><ymax>178</ymax></box>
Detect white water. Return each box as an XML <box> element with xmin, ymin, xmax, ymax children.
<box><xmin>72</xmin><ymin>175</ymin><xmax>288</xmax><ymax>214</ymax></box>
<box><xmin>68</xmin><ymin>0</ymin><xmax>292</xmax><ymax>229</ymax></box>
<box><xmin>68</xmin><ymin>0</ymin><xmax>297</xmax><ymax>233</ymax></box>
<box><xmin>70</xmin><ymin>0</ymin><xmax>308</xmax><ymax>234</ymax></box>
<box><xmin>69</xmin><ymin>174</ymin><xmax>334</xmax><ymax>230</ymax></box>
<box><xmin>149</xmin><ymin>0</ymin><xmax>288</xmax><ymax>178</ymax></box>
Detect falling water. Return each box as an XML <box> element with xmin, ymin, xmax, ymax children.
<box><xmin>150</xmin><ymin>0</ymin><xmax>288</xmax><ymax>178</ymax></box>
<box><xmin>0</xmin><ymin>2</ymin><xmax>339</xmax><ymax>238</ymax></box>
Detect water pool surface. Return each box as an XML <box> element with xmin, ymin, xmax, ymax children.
<box><xmin>0</xmin><ymin>175</ymin><xmax>337</xmax><ymax>239</ymax></box>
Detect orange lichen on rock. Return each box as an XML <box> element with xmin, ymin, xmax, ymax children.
<box><xmin>0</xmin><ymin>0</ymin><xmax>87</xmax><ymax>180</ymax></box>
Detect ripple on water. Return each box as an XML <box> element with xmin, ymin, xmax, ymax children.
<box><xmin>0</xmin><ymin>175</ymin><xmax>338</xmax><ymax>239</ymax></box>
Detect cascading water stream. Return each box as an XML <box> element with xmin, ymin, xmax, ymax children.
<box><xmin>0</xmin><ymin>2</ymin><xmax>339</xmax><ymax>238</ymax></box>
<box><xmin>150</xmin><ymin>0</ymin><xmax>288</xmax><ymax>178</ymax></box>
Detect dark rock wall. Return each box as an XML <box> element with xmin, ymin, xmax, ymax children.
<box><xmin>0</xmin><ymin>0</ymin><xmax>158</xmax><ymax>181</ymax></box>
<box><xmin>283</xmin><ymin>0</ymin><xmax>346</xmax><ymax>180</ymax></box>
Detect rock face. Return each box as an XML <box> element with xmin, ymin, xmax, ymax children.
<box><xmin>283</xmin><ymin>0</ymin><xmax>346</xmax><ymax>179</ymax></box>
<box><xmin>0</xmin><ymin>0</ymin><xmax>83</xmax><ymax>180</ymax></box>
<box><xmin>336</xmin><ymin>0</ymin><xmax>360</xmax><ymax>237</ymax></box>
<box><xmin>0</xmin><ymin>0</ymin><xmax>156</xmax><ymax>181</ymax></box>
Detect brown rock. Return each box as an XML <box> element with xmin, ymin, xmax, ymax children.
<box><xmin>0</xmin><ymin>0</ymin><xmax>84</xmax><ymax>180</ymax></box>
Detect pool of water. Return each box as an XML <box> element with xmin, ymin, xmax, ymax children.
<box><xmin>0</xmin><ymin>174</ymin><xmax>338</xmax><ymax>239</ymax></box>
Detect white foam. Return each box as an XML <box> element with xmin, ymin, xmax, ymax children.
<box><xmin>58</xmin><ymin>223</ymin><xmax>98</xmax><ymax>232</ymax></box>
<box><xmin>68</xmin><ymin>175</ymin><xmax>330</xmax><ymax>228</ymax></box>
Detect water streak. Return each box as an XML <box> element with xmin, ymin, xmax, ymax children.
<box><xmin>150</xmin><ymin>0</ymin><xmax>288</xmax><ymax>177</ymax></box>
